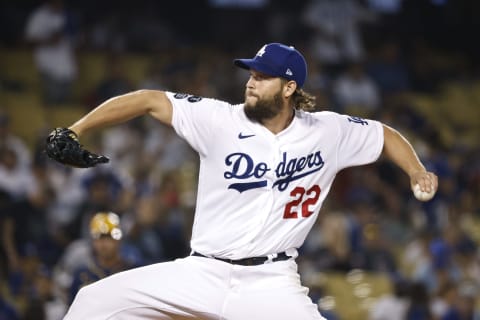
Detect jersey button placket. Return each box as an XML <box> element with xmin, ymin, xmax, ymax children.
<box><xmin>245</xmin><ymin>139</ymin><xmax>277</xmax><ymax>252</ymax></box>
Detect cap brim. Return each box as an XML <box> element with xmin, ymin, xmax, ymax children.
<box><xmin>233</xmin><ymin>59</ymin><xmax>279</xmax><ymax>77</ymax></box>
<box><xmin>233</xmin><ymin>59</ymin><xmax>251</xmax><ymax>70</ymax></box>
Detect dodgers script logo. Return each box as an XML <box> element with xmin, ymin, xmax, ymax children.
<box><xmin>224</xmin><ymin>151</ymin><xmax>324</xmax><ymax>192</ymax></box>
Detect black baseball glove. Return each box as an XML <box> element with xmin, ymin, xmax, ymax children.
<box><xmin>45</xmin><ymin>128</ymin><xmax>109</xmax><ymax>168</ymax></box>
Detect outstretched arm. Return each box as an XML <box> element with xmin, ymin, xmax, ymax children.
<box><xmin>45</xmin><ymin>90</ymin><xmax>173</xmax><ymax>168</ymax></box>
<box><xmin>70</xmin><ymin>89</ymin><xmax>172</xmax><ymax>137</ymax></box>
<box><xmin>382</xmin><ymin>124</ymin><xmax>438</xmax><ymax>195</ymax></box>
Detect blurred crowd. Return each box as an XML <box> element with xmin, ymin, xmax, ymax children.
<box><xmin>0</xmin><ymin>0</ymin><xmax>479</xmax><ymax>319</ymax></box>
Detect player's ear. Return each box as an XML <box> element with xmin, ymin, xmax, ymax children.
<box><xmin>284</xmin><ymin>80</ymin><xmax>297</xmax><ymax>98</ymax></box>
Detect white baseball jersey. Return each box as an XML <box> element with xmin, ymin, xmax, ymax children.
<box><xmin>168</xmin><ymin>92</ymin><xmax>384</xmax><ymax>260</ymax></box>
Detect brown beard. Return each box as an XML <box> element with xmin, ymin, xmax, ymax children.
<box><xmin>244</xmin><ymin>91</ymin><xmax>283</xmax><ymax>123</ymax></box>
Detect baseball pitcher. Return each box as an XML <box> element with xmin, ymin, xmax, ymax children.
<box><xmin>46</xmin><ymin>43</ymin><xmax>438</xmax><ymax>319</ymax></box>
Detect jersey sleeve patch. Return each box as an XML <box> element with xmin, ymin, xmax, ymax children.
<box><xmin>173</xmin><ymin>92</ymin><xmax>203</xmax><ymax>102</ymax></box>
<box><xmin>347</xmin><ymin>116</ymin><xmax>369</xmax><ymax>125</ymax></box>
<box><xmin>335</xmin><ymin>113</ymin><xmax>383</xmax><ymax>170</ymax></box>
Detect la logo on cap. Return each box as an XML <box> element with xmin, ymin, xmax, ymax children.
<box><xmin>256</xmin><ymin>45</ymin><xmax>267</xmax><ymax>57</ymax></box>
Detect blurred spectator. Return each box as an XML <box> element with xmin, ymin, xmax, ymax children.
<box><xmin>51</xmin><ymin>238</ymin><xmax>91</xmax><ymax>304</ymax></box>
<box><xmin>24</xmin><ymin>0</ymin><xmax>78</xmax><ymax>105</ymax></box>
<box><xmin>431</xmin><ymin>281</ymin><xmax>459</xmax><ymax>320</ymax></box>
<box><xmin>0</xmin><ymin>112</ymin><xmax>31</xmax><ymax>169</ymax></box>
<box><xmin>23</xmin><ymin>265</ymin><xmax>66</xmax><ymax>320</ymax></box>
<box><xmin>0</xmin><ymin>147</ymin><xmax>53</xmax><ymax>271</ymax></box>
<box><xmin>300</xmin><ymin>209</ymin><xmax>352</xmax><ymax>272</ymax></box>
<box><xmin>87</xmin><ymin>54</ymin><xmax>133</xmax><ymax>106</ymax></box>
<box><xmin>406</xmin><ymin>281</ymin><xmax>434</xmax><ymax>320</ymax></box>
<box><xmin>126</xmin><ymin>192</ymin><xmax>166</xmax><ymax>264</ymax></box>
<box><xmin>366</xmin><ymin>40</ymin><xmax>410</xmax><ymax>97</ymax></box>
<box><xmin>144</xmin><ymin>121</ymin><xmax>197</xmax><ymax>173</ymax></box>
<box><xmin>101</xmin><ymin>120</ymin><xmax>145</xmax><ymax>175</ymax></box>
<box><xmin>127</xmin><ymin>171</ymin><xmax>189</xmax><ymax>263</ymax></box>
<box><xmin>42</xmin><ymin>165</ymin><xmax>86</xmax><ymax>248</ymax></box>
<box><xmin>406</xmin><ymin>39</ymin><xmax>447</xmax><ymax>93</ymax></box>
<box><xmin>402</xmin><ymin>229</ymin><xmax>435</xmax><ymax>278</ymax></box>
<box><xmin>4</xmin><ymin>243</ymin><xmax>42</xmax><ymax>313</ymax></box>
<box><xmin>439</xmin><ymin>281</ymin><xmax>480</xmax><ymax>320</ymax></box>
<box><xmin>302</xmin><ymin>0</ymin><xmax>376</xmax><ymax>68</ymax></box>
<box><xmin>67</xmin><ymin>212</ymin><xmax>138</xmax><ymax>304</ymax></box>
<box><xmin>369</xmin><ymin>279</ymin><xmax>410</xmax><ymax>320</ymax></box>
<box><xmin>0</xmin><ymin>147</ymin><xmax>36</xmax><ymax>201</ymax></box>
<box><xmin>154</xmin><ymin>171</ymin><xmax>190</xmax><ymax>260</ymax></box>
<box><xmin>332</xmin><ymin>61</ymin><xmax>380</xmax><ymax>115</ymax></box>
<box><xmin>412</xmin><ymin>226</ymin><xmax>470</xmax><ymax>295</ymax></box>
<box><xmin>352</xmin><ymin>222</ymin><xmax>398</xmax><ymax>275</ymax></box>
<box><xmin>303</xmin><ymin>57</ymin><xmax>332</xmax><ymax>110</ymax></box>
<box><xmin>64</xmin><ymin>168</ymin><xmax>133</xmax><ymax>242</ymax></box>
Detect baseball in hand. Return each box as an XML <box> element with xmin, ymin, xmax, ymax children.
<box><xmin>413</xmin><ymin>184</ymin><xmax>436</xmax><ymax>201</ymax></box>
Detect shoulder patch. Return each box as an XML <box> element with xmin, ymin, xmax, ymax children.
<box><xmin>173</xmin><ymin>93</ymin><xmax>203</xmax><ymax>102</ymax></box>
<box><xmin>173</xmin><ymin>93</ymin><xmax>189</xmax><ymax>99</ymax></box>
<box><xmin>347</xmin><ymin>116</ymin><xmax>368</xmax><ymax>125</ymax></box>
<box><xmin>187</xmin><ymin>95</ymin><xmax>203</xmax><ymax>103</ymax></box>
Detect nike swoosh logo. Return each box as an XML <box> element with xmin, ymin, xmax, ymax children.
<box><xmin>238</xmin><ymin>133</ymin><xmax>256</xmax><ymax>139</ymax></box>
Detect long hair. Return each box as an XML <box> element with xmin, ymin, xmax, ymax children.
<box><xmin>292</xmin><ymin>88</ymin><xmax>316</xmax><ymax>111</ymax></box>
<box><xmin>280</xmin><ymin>79</ymin><xmax>316</xmax><ymax>111</ymax></box>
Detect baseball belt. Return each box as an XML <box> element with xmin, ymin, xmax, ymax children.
<box><xmin>191</xmin><ymin>251</ymin><xmax>291</xmax><ymax>266</ymax></box>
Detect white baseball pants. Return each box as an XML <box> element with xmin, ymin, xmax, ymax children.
<box><xmin>64</xmin><ymin>255</ymin><xmax>326</xmax><ymax>320</ymax></box>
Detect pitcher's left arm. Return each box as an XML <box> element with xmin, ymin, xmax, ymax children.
<box><xmin>382</xmin><ymin>124</ymin><xmax>438</xmax><ymax>198</ymax></box>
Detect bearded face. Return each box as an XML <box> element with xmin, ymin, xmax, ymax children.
<box><xmin>244</xmin><ymin>87</ymin><xmax>284</xmax><ymax>123</ymax></box>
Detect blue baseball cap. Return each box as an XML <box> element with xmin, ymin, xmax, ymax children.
<box><xmin>234</xmin><ymin>43</ymin><xmax>308</xmax><ymax>88</ymax></box>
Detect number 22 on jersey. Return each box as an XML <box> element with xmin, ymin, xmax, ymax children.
<box><xmin>283</xmin><ymin>185</ymin><xmax>321</xmax><ymax>219</ymax></box>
